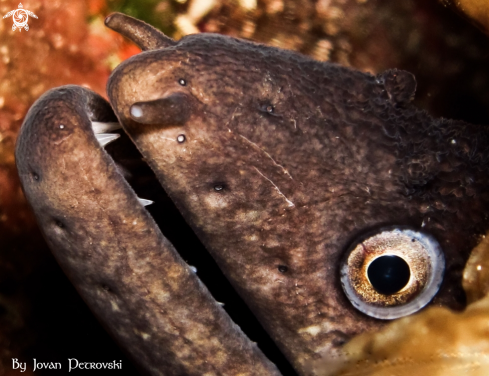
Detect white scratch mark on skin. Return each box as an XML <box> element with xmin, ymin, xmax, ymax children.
<box><xmin>290</xmin><ymin>119</ymin><xmax>297</xmax><ymax>129</ymax></box>
<box><xmin>253</xmin><ymin>167</ymin><xmax>294</xmax><ymax>207</ymax></box>
<box><xmin>241</xmin><ymin>135</ymin><xmax>293</xmax><ymax>179</ymax></box>
<box><xmin>160</xmin><ymin>136</ymin><xmax>176</xmax><ymax>142</ymax></box>
<box><xmin>225</xmin><ymin>107</ymin><xmax>242</xmax><ymax>128</ymax></box>
<box><xmin>298</xmin><ymin>325</ymin><xmax>321</xmax><ymax>336</ymax></box>
<box><xmin>53</xmin><ymin>133</ymin><xmax>73</xmax><ymax>145</ymax></box>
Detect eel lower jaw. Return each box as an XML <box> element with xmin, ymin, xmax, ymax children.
<box><xmin>88</xmin><ymin>119</ymin><xmax>296</xmax><ymax>373</ymax></box>
<box><xmin>16</xmin><ymin>85</ymin><xmax>288</xmax><ymax>374</ymax></box>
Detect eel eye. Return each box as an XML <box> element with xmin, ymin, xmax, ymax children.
<box><xmin>340</xmin><ymin>227</ymin><xmax>445</xmax><ymax>320</ymax></box>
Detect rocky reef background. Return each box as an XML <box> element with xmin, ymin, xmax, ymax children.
<box><xmin>0</xmin><ymin>0</ymin><xmax>488</xmax><ymax>374</ymax></box>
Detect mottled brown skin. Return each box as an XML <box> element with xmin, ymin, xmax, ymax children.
<box><xmin>14</xmin><ymin>13</ymin><xmax>489</xmax><ymax>376</ymax></box>
<box><xmin>15</xmin><ymin>86</ymin><xmax>282</xmax><ymax>376</ymax></box>
<box><xmin>105</xmin><ymin>14</ymin><xmax>489</xmax><ymax>374</ymax></box>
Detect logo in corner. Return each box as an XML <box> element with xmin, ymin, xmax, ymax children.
<box><xmin>3</xmin><ymin>3</ymin><xmax>38</xmax><ymax>32</ymax></box>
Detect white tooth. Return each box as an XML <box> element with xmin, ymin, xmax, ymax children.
<box><xmin>217</xmin><ymin>302</ymin><xmax>225</xmax><ymax>306</ymax></box>
<box><xmin>188</xmin><ymin>265</ymin><xmax>197</xmax><ymax>273</ymax></box>
<box><xmin>96</xmin><ymin>133</ymin><xmax>120</xmax><ymax>147</ymax></box>
<box><xmin>138</xmin><ymin>198</ymin><xmax>154</xmax><ymax>207</ymax></box>
<box><xmin>91</xmin><ymin>121</ymin><xmax>121</xmax><ymax>134</ymax></box>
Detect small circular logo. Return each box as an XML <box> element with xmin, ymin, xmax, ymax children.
<box><xmin>2</xmin><ymin>3</ymin><xmax>38</xmax><ymax>32</ymax></box>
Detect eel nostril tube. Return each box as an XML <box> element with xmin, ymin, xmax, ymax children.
<box><xmin>129</xmin><ymin>92</ymin><xmax>192</xmax><ymax>126</ymax></box>
<box><xmin>104</xmin><ymin>12</ymin><xmax>177</xmax><ymax>51</ymax></box>
<box><xmin>130</xmin><ymin>104</ymin><xmax>143</xmax><ymax>119</ymax></box>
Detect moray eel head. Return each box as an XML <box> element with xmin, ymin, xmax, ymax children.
<box><xmin>15</xmin><ymin>13</ymin><xmax>489</xmax><ymax>376</ymax></box>
<box><xmin>105</xmin><ymin>13</ymin><xmax>489</xmax><ymax>372</ymax></box>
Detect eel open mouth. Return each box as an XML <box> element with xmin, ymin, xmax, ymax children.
<box><xmin>15</xmin><ymin>85</ymin><xmax>285</xmax><ymax>375</ymax></box>
<box><xmin>99</xmin><ymin>111</ymin><xmax>296</xmax><ymax>373</ymax></box>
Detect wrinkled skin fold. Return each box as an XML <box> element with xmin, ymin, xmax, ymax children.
<box><xmin>15</xmin><ymin>13</ymin><xmax>489</xmax><ymax>376</ymax></box>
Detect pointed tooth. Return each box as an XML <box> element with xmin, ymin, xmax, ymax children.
<box><xmin>91</xmin><ymin>121</ymin><xmax>121</xmax><ymax>134</ymax></box>
<box><xmin>96</xmin><ymin>133</ymin><xmax>120</xmax><ymax>147</ymax></box>
<box><xmin>217</xmin><ymin>302</ymin><xmax>225</xmax><ymax>306</ymax></box>
<box><xmin>138</xmin><ymin>197</ymin><xmax>154</xmax><ymax>207</ymax></box>
<box><xmin>188</xmin><ymin>265</ymin><xmax>197</xmax><ymax>273</ymax></box>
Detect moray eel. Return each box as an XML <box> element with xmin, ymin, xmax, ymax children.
<box><xmin>15</xmin><ymin>86</ymin><xmax>280</xmax><ymax>375</ymax></box>
<box><xmin>15</xmin><ymin>13</ymin><xmax>489</xmax><ymax>376</ymax></box>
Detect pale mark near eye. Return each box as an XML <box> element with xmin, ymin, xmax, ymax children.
<box><xmin>253</xmin><ymin>167</ymin><xmax>294</xmax><ymax>207</ymax></box>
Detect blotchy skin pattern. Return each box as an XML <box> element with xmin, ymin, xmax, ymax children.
<box><xmin>15</xmin><ymin>86</ymin><xmax>281</xmax><ymax>376</ymax></box>
<box><xmin>105</xmin><ymin>14</ymin><xmax>489</xmax><ymax>374</ymax></box>
<box><xmin>15</xmin><ymin>13</ymin><xmax>489</xmax><ymax>376</ymax></box>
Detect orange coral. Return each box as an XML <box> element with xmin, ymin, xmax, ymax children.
<box><xmin>440</xmin><ymin>0</ymin><xmax>489</xmax><ymax>35</ymax></box>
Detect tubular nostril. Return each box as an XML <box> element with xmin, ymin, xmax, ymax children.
<box><xmin>129</xmin><ymin>93</ymin><xmax>191</xmax><ymax>125</ymax></box>
<box><xmin>130</xmin><ymin>105</ymin><xmax>143</xmax><ymax>118</ymax></box>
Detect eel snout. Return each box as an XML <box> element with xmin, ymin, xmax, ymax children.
<box><xmin>130</xmin><ymin>93</ymin><xmax>192</xmax><ymax>126</ymax></box>
<box><xmin>15</xmin><ymin>85</ymin><xmax>282</xmax><ymax>376</ymax></box>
